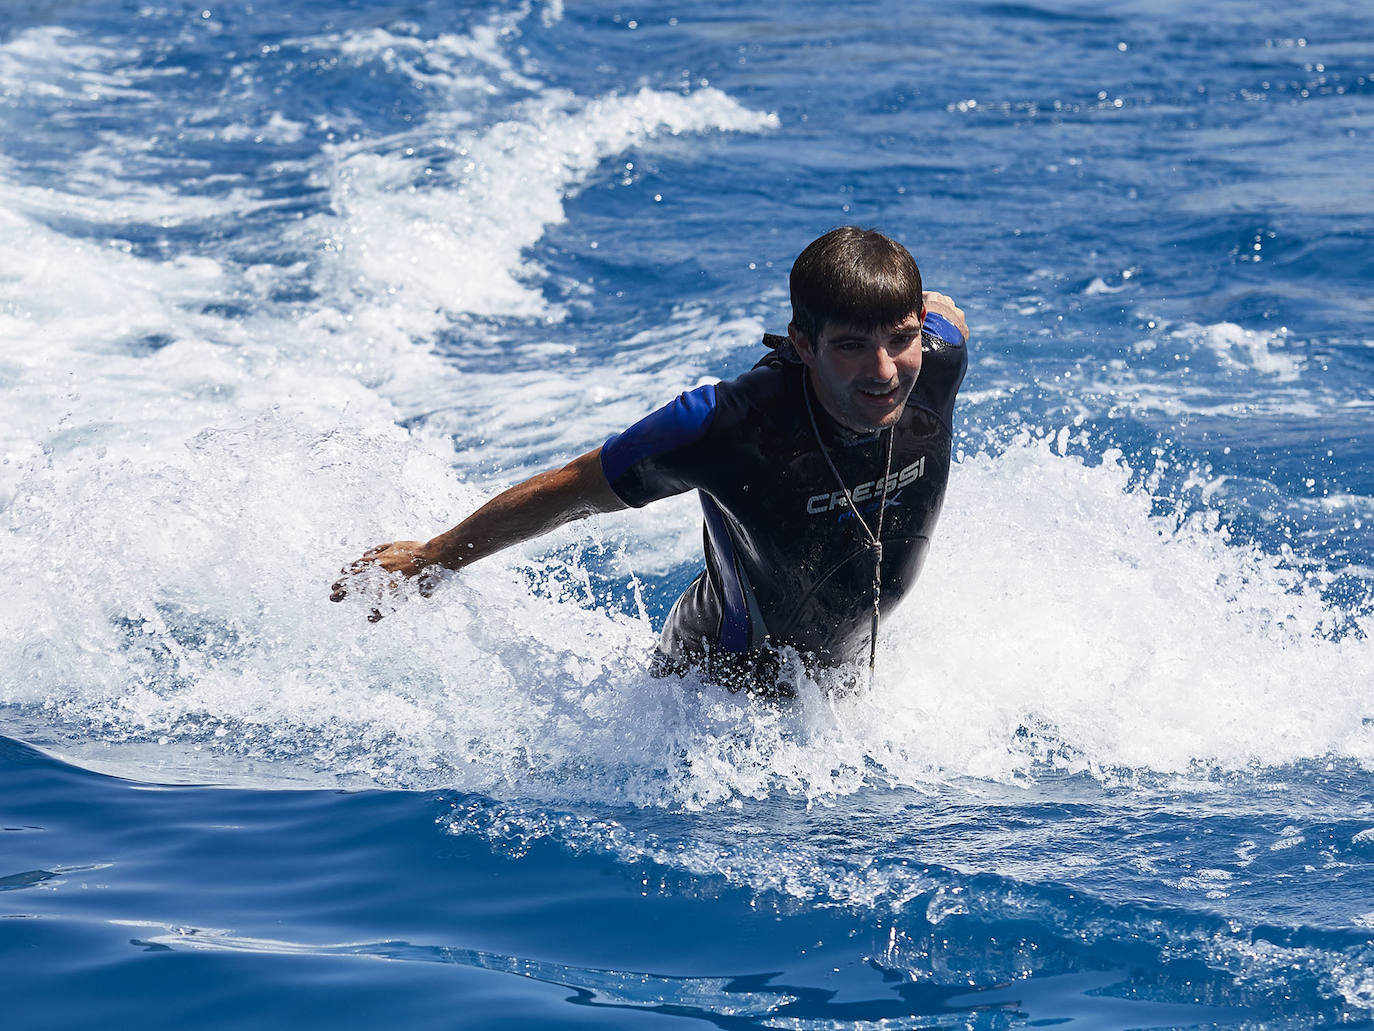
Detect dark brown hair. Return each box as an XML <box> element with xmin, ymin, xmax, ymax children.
<box><xmin>789</xmin><ymin>226</ymin><xmax>923</xmax><ymax>344</ymax></box>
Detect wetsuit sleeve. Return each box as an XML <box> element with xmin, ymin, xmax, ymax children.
<box><xmin>909</xmin><ymin>312</ymin><xmax>968</xmax><ymax>432</ymax></box>
<box><xmin>599</xmin><ymin>383</ymin><xmax>719</xmax><ymax>508</ymax></box>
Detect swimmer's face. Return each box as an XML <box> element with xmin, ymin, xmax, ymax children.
<box><xmin>790</xmin><ymin>309</ymin><xmax>925</xmax><ymax>434</ymax></box>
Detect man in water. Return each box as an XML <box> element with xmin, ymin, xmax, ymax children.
<box><xmin>332</xmin><ymin>226</ymin><xmax>968</xmax><ymax>691</ymax></box>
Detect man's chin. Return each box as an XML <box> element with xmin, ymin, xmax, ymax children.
<box><xmin>847</xmin><ymin>391</ymin><xmax>908</xmax><ymax>432</ymax></box>
<box><xmin>836</xmin><ymin>410</ymin><xmax>901</xmax><ymax>435</ymax></box>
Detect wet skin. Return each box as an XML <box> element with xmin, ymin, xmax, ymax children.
<box><xmin>789</xmin><ymin>311</ymin><xmax>925</xmax><ymax>434</ymax></box>
<box><xmin>788</xmin><ymin>292</ymin><xmax>967</xmax><ymax>435</ymax></box>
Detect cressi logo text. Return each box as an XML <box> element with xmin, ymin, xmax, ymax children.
<box><xmin>805</xmin><ymin>456</ymin><xmax>925</xmax><ymax>515</ymax></box>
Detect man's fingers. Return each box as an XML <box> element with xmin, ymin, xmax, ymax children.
<box><xmin>923</xmin><ymin>292</ymin><xmax>969</xmax><ymax>343</ymax></box>
<box><xmin>331</xmin><ymin>541</ymin><xmax>436</xmax><ymax>617</ymax></box>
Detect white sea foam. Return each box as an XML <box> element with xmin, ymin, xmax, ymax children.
<box><xmin>7</xmin><ymin>15</ymin><xmax>1374</xmax><ymax>1017</ymax></box>
<box><xmin>0</xmin><ymin>13</ymin><xmax>777</xmax><ymax>801</ymax></box>
<box><xmin>1</xmin><ymin>10</ymin><xmax>1371</xmax><ymax>852</ymax></box>
<box><xmin>1037</xmin><ymin>318</ymin><xmax>1324</xmax><ymax>421</ymax></box>
<box><xmin>0</xmin><ymin>26</ymin><xmax>148</xmax><ymax>103</ymax></box>
<box><xmin>310</xmin><ymin>85</ymin><xmax>778</xmax><ymax>324</ymax></box>
<box><xmin>420</xmin><ymin>304</ymin><xmax>763</xmax><ymax>475</ymax></box>
<box><xmin>1084</xmin><ymin>276</ymin><xmax>1127</xmax><ymax>295</ymax></box>
<box><xmin>9</xmin><ymin>419</ymin><xmax>1371</xmax><ymax>809</ymax></box>
<box><xmin>4</xmin><ymin>187</ymin><xmax>1371</xmax><ymax>808</ymax></box>
<box><xmin>310</xmin><ymin>25</ymin><xmax>540</xmax><ymax>93</ymax></box>
<box><xmin>1195</xmin><ymin>321</ymin><xmax>1303</xmax><ymax>381</ymax></box>
<box><xmin>291</xmin><ymin>0</ymin><xmax>560</xmax><ymax>95</ymax></box>
<box><xmin>1128</xmin><ymin>319</ymin><xmax>1301</xmax><ymax>382</ymax></box>
<box><xmin>905</xmin><ymin>432</ymin><xmax>1373</xmax><ymax>774</ymax></box>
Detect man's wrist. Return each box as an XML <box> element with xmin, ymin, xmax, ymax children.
<box><xmin>421</xmin><ymin>537</ymin><xmax>463</xmax><ymax>571</ymax></box>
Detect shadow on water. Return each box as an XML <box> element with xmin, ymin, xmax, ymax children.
<box><xmin>0</xmin><ymin>869</ymin><xmax>59</xmax><ymax>891</ymax></box>
<box><xmin>127</xmin><ymin>929</ymin><xmax>1255</xmax><ymax>1030</ymax></box>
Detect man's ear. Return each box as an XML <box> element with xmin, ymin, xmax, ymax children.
<box><xmin>788</xmin><ymin>322</ymin><xmax>817</xmax><ymax>367</ymax></box>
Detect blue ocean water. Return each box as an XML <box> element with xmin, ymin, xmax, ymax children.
<box><xmin>3</xmin><ymin>0</ymin><xmax>1373</xmax><ymax>1026</ymax></box>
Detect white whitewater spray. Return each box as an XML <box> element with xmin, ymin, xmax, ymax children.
<box><xmin>0</xmin><ymin>12</ymin><xmax>1370</xmax><ymax>816</ymax></box>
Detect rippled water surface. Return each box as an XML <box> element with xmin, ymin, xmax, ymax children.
<box><xmin>3</xmin><ymin>0</ymin><xmax>1373</xmax><ymax>1027</ymax></box>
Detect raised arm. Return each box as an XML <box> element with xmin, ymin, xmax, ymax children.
<box><xmin>923</xmin><ymin>291</ymin><xmax>968</xmax><ymax>343</ymax></box>
<box><xmin>331</xmin><ymin>446</ymin><xmax>628</xmax><ymax>619</ymax></box>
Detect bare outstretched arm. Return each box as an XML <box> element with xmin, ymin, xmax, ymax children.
<box><xmin>330</xmin><ymin>446</ymin><xmax>628</xmax><ymax>619</ymax></box>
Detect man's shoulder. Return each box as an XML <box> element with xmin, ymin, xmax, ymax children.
<box><xmin>905</xmin><ymin>322</ymin><xmax>968</xmax><ymax>434</ymax></box>
<box><xmin>717</xmin><ymin>338</ymin><xmax>798</xmax><ymax>411</ymax></box>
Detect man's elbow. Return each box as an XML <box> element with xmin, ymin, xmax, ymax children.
<box><xmin>568</xmin><ymin>447</ymin><xmax>629</xmax><ymax>516</ymax></box>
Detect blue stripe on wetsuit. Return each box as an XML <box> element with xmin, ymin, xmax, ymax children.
<box><xmin>600</xmin><ymin>382</ymin><xmax>718</xmax><ymax>484</ymax></box>
<box><xmin>599</xmin><ymin>381</ymin><xmax>752</xmax><ymax>653</ymax></box>
<box><xmin>699</xmin><ymin>494</ymin><xmax>750</xmax><ymax>653</ymax></box>
<box><xmin>923</xmin><ymin>311</ymin><xmax>962</xmax><ymax>345</ymax></box>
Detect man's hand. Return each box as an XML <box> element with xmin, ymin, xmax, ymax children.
<box><xmin>331</xmin><ymin>541</ymin><xmax>440</xmax><ymax>622</ymax></box>
<box><xmin>924</xmin><ymin>291</ymin><xmax>968</xmax><ymax>343</ymax></box>
<box><xmin>328</xmin><ymin>446</ymin><xmax>626</xmax><ymax>623</ymax></box>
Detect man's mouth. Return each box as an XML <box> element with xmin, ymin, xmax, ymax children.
<box><xmin>858</xmin><ymin>384</ymin><xmax>900</xmax><ymax>403</ymax></box>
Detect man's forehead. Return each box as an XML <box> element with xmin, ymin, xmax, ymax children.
<box><xmin>821</xmin><ymin>310</ymin><xmax>924</xmax><ymax>340</ymax></box>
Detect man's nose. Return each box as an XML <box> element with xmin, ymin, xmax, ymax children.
<box><xmin>872</xmin><ymin>346</ymin><xmax>898</xmax><ymax>383</ymax></box>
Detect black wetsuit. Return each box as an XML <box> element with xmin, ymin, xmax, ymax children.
<box><xmin>601</xmin><ymin>312</ymin><xmax>967</xmax><ymax>687</ymax></box>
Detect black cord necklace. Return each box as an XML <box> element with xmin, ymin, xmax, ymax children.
<box><xmin>802</xmin><ymin>373</ymin><xmax>895</xmax><ymax>688</ymax></box>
